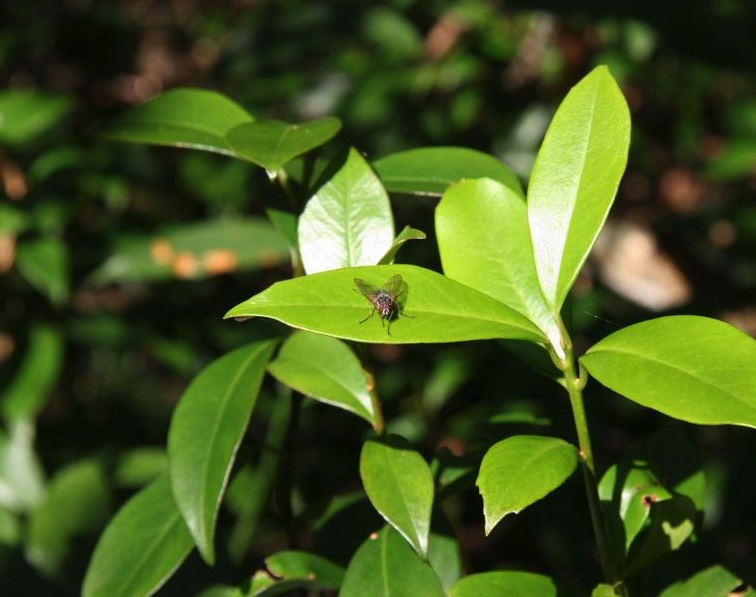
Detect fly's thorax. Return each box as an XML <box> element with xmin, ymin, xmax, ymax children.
<box><xmin>374</xmin><ymin>292</ymin><xmax>396</xmax><ymax>318</ymax></box>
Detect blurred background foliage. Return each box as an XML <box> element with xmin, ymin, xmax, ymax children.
<box><xmin>1</xmin><ymin>1</ymin><xmax>755</xmax><ymax>595</ymax></box>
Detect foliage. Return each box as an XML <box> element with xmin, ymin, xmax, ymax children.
<box><xmin>1</xmin><ymin>3</ymin><xmax>756</xmax><ymax>597</ymax></box>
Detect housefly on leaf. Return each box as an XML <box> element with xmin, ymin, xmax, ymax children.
<box><xmin>354</xmin><ymin>274</ymin><xmax>411</xmax><ymax>335</ymax></box>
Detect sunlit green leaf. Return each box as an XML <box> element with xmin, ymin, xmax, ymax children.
<box><xmin>225</xmin><ymin>117</ymin><xmax>341</xmax><ymax>171</ymax></box>
<box><xmin>268</xmin><ymin>331</ymin><xmax>375</xmax><ymax>425</ymax></box>
<box><xmin>436</xmin><ymin>178</ymin><xmax>559</xmax><ymax>348</ymax></box>
<box><xmin>378</xmin><ymin>225</ymin><xmax>426</xmax><ymax>265</ymax></box>
<box><xmin>298</xmin><ymin>148</ymin><xmax>394</xmax><ymax>274</ymax></box>
<box><xmin>82</xmin><ymin>474</ymin><xmax>193</xmax><ymax>597</ymax></box>
<box><xmin>340</xmin><ymin>527</ymin><xmax>445</xmax><ymax>597</ymax></box>
<box><xmin>581</xmin><ymin>316</ymin><xmax>756</xmax><ymax>427</ymax></box>
<box><xmin>658</xmin><ymin>564</ymin><xmax>745</xmax><ymax>597</ymax></box>
<box><xmin>99</xmin><ymin>88</ymin><xmax>253</xmax><ymax>155</ymax></box>
<box><xmin>477</xmin><ymin>435</ymin><xmax>578</xmax><ymax>535</ymax></box>
<box><xmin>527</xmin><ymin>66</ymin><xmax>630</xmax><ymax>311</ymax></box>
<box><xmin>168</xmin><ymin>341</ymin><xmax>276</xmax><ymax>564</ymax></box>
<box><xmin>360</xmin><ymin>435</ymin><xmax>434</xmax><ymax>557</ymax></box>
<box><xmin>225</xmin><ymin>264</ymin><xmax>544</xmax><ymax>345</ymax></box>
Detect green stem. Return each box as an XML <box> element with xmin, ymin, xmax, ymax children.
<box><xmin>557</xmin><ymin>327</ymin><xmax>626</xmax><ymax>594</ymax></box>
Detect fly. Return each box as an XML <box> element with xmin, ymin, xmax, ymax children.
<box><xmin>354</xmin><ymin>274</ymin><xmax>411</xmax><ymax>335</ymax></box>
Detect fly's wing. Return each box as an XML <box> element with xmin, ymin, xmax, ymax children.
<box><xmin>383</xmin><ymin>274</ymin><xmax>409</xmax><ymax>311</ymax></box>
<box><xmin>354</xmin><ymin>278</ymin><xmax>380</xmax><ymax>300</ymax></box>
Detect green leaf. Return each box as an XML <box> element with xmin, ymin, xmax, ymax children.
<box><xmin>225</xmin><ymin>117</ymin><xmax>341</xmax><ymax>171</ymax></box>
<box><xmin>598</xmin><ymin>428</ymin><xmax>704</xmax><ymax>554</ymax></box>
<box><xmin>114</xmin><ymin>448</ymin><xmax>168</xmax><ymax>488</ymax></box>
<box><xmin>225</xmin><ymin>264</ymin><xmax>544</xmax><ymax>345</ymax></box>
<box><xmin>527</xmin><ymin>65</ymin><xmax>630</xmax><ymax>311</ymax></box>
<box><xmin>298</xmin><ymin>148</ymin><xmax>394</xmax><ymax>274</ymax></box>
<box><xmin>168</xmin><ymin>341</ymin><xmax>276</xmax><ymax>564</ymax></box>
<box><xmin>581</xmin><ymin>316</ymin><xmax>756</xmax><ymax>427</ymax></box>
<box><xmin>1</xmin><ymin>324</ymin><xmax>64</xmax><ymax>420</ymax></box>
<box><xmin>27</xmin><ymin>461</ymin><xmax>110</xmax><ymax>577</ymax></box>
<box><xmin>436</xmin><ymin>178</ymin><xmax>559</xmax><ymax>348</ymax></box>
<box><xmin>450</xmin><ymin>571</ymin><xmax>557</xmax><ymax>597</ymax></box>
<box><xmin>262</xmin><ymin>550</ymin><xmax>344</xmax><ymax>590</ymax></box>
<box><xmin>624</xmin><ymin>495</ymin><xmax>697</xmax><ymax>575</ymax></box>
<box><xmin>99</xmin><ymin>88</ymin><xmax>254</xmax><ymax>156</ymax></box>
<box><xmin>0</xmin><ymin>420</ymin><xmax>46</xmax><ymax>512</ymax></box>
<box><xmin>268</xmin><ymin>331</ymin><xmax>375</xmax><ymax>426</ymax></box>
<box><xmin>89</xmin><ymin>218</ymin><xmax>290</xmax><ymax>284</ymax></box>
<box><xmin>82</xmin><ymin>474</ymin><xmax>193</xmax><ymax>597</ymax></box>
<box><xmin>378</xmin><ymin>225</ymin><xmax>426</xmax><ymax>265</ymax></box>
<box><xmin>243</xmin><ymin>550</ymin><xmax>345</xmax><ymax>596</ymax></box>
<box><xmin>591</xmin><ymin>584</ymin><xmax>622</xmax><ymax>597</ymax></box>
<box><xmin>340</xmin><ymin>527</ymin><xmax>445</xmax><ymax>597</ymax></box>
<box><xmin>373</xmin><ymin>147</ymin><xmax>523</xmax><ymax>197</ymax></box>
<box><xmin>0</xmin><ymin>202</ymin><xmax>28</xmax><ymax>234</ymax></box>
<box><xmin>0</xmin><ymin>90</ymin><xmax>71</xmax><ymax>144</ymax></box>
<box><xmin>477</xmin><ymin>435</ymin><xmax>578</xmax><ymax>535</ymax></box>
<box><xmin>658</xmin><ymin>564</ymin><xmax>744</xmax><ymax>597</ymax></box>
<box><xmin>427</xmin><ymin>516</ymin><xmax>462</xmax><ymax>591</ymax></box>
<box><xmin>360</xmin><ymin>435</ymin><xmax>434</xmax><ymax>558</ymax></box>
<box><xmin>16</xmin><ymin>237</ymin><xmax>69</xmax><ymax>305</ymax></box>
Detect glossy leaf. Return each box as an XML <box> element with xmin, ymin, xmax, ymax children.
<box><xmin>225</xmin><ymin>264</ymin><xmax>544</xmax><ymax>345</ymax></box>
<box><xmin>581</xmin><ymin>316</ymin><xmax>756</xmax><ymax>427</ymax></box>
<box><xmin>225</xmin><ymin>117</ymin><xmax>341</xmax><ymax>171</ymax></box>
<box><xmin>659</xmin><ymin>564</ymin><xmax>744</xmax><ymax>597</ymax></box>
<box><xmin>340</xmin><ymin>527</ymin><xmax>445</xmax><ymax>597</ymax></box>
<box><xmin>360</xmin><ymin>435</ymin><xmax>434</xmax><ymax>557</ymax></box>
<box><xmin>82</xmin><ymin>474</ymin><xmax>193</xmax><ymax>597</ymax></box>
<box><xmin>1</xmin><ymin>324</ymin><xmax>64</xmax><ymax>420</ymax></box>
<box><xmin>16</xmin><ymin>237</ymin><xmax>69</xmax><ymax>305</ymax></box>
<box><xmin>450</xmin><ymin>571</ymin><xmax>557</xmax><ymax>597</ymax></box>
<box><xmin>268</xmin><ymin>331</ymin><xmax>375</xmax><ymax>425</ymax></box>
<box><xmin>0</xmin><ymin>420</ymin><xmax>45</xmax><ymax>512</ymax></box>
<box><xmin>477</xmin><ymin>435</ymin><xmax>578</xmax><ymax>535</ymax></box>
<box><xmin>527</xmin><ymin>66</ymin><xmax>630</xmax><ymax>311</ymax></box>
<box><xmin>90</xmin><ymin>218</ymin><xmax>290</xmax><ymax>284</ymax></box>
<box><xmin>373</xmin><ymin>147</ymin><xmax>523</xmax><ymax>197</ymax></box>
<box><xmin>378</xmin><ymin>225</ymin><xmax>426</xmax><ymax>265</ymax></box>
<box><xmin>27</xmin><ymin>461</ymin><xmax>110</xmax><ymax>576</ymax></box>
<box><xmin>168</xmin><ymin>341</ymin><xmax>276</xmax><ymax>564</ymax></box>
<box><xmin>436</xmin><ymin>178</ymin><xmax>559</xmax><ymax>348</ymax></box>
<box><xmin>98</xmin><ymin>88</ymin><xmax>254</xmax><ymax>156</ymax></box>
<box><xmin>298</xmin><ymin>148</ymin><xmax>394</xmax><ymax>274</ymax></box>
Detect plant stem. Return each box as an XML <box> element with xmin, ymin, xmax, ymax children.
<box><xmin>558</xmin><ymin>329</ymin><xmax>626</xmax><ymax>595</ymax></box>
